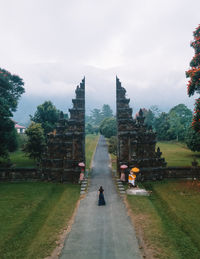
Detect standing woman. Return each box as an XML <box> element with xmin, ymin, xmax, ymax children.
<box><xmin>98</xmin><ymin>186</ymin><xmax>106</xmax><ymax>206</ymax></box>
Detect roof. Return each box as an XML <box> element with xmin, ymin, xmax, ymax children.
<box><xmin>15</xmin><ymin>124</ymin><xmax>26</xmax><ymax>129</ymax></box>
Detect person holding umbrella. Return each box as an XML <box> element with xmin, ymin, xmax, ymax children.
<box><xmin>120</xmin><ymin>164</ymin><xmax>128</xmax><ymax>182</ymax></box>
<box><xmin>78</xmin><ymin>162</ymin><xmax>85</xmax><ymax>183</ymax></box>
<box><xmin>128</xmin><ymin>167</ymin><xmax>140</xmax><ymax>187</ymax></box>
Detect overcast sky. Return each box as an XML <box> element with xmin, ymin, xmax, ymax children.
<box><xmin>0</xmin><ymin>0</ymin><xmax>200</xmax><ymax>120</ymax></box>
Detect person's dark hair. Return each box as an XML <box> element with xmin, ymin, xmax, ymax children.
<box><xmin>99</xmin><ymin>186</ymin><xmax>104</xmax><ymax>192</ymax></box>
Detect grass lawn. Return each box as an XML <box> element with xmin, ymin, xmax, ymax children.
<box><xmin>0</xmin><ymin>150</ymin><xmax>36</xmax><ymax>168</ymax></box>
<box><xmin>85</xmin><ymin>134</ymin><xmax>99</xmax><ymax>169</ymax></box>
<box><xmin>0</xmin><ymin>134</ymin><xmax>99</xmax><ymax>259</ymax></box>
<box><xmin>157</xmin><ymin>141</ymin><xmax>200</xmax><ymax>167</ymax></box>
<box><xmin>109</xmin><ymin>141</ymin><xmax>200</xmax><ymax>171</ymax></box>
<box><xmin>127</xmin><ymin>179</ymin><xmax>200</xmax><ymax>258</ymax></box>
<box><xmin>110</xmin><ymin>153</ymin><xmax>117</xmax><ymax>172</ymax></box>
<box><xmin>0</xmin><ymin>134</ymin><xmax>99</xmax><ymax>169</ymax></box>
<box><xmin>108</xmin><ymin>141</ymin><xmax>200</xmax><ymax>257</ymax></box>
<box><xmin>0</xmin><ymin>182</ymin><xmax>80</xmax><ymax>259</ymax></box>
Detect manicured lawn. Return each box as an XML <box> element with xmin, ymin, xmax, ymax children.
<box><xmin>157</xmin><ymin>141</ymin><xmax>200</xmax><ymax>167</ymax></box>
<box><xmin>0</xmin><ymin>134</ymin><xmax>99</xmax><ymax>258</ymax></box>
<box><xmin>0</xmin><ymin>182</ymin><xmax>80</xmax><ymax>259</ymax></box>
<box><xmin>127</xmin><ymin>180</ymin><xmax>200</xmax><ymax>258</ymax></box>
<box><xmin>109</xmin><ymin>141</ymin><xmax>200</xmax><ymax>169</ymax></box>
<box><xmin>9</xmin><ymin>150</ymin><xmax>36</xmax><ymax>167</ymax></box>
<box><xmin>85</xmin><ymin>134</ymin><xmax>99</xmax><ymax>169</ymax></box>
<box><xmin>0</xmin><ymin>134</ymin><xmax>99</xmax><ymax>169</ymax></box>
<box><xmin>0</xmin><ymin>150</ymin><xmax>36</xmax><ymax>168</ymax></box>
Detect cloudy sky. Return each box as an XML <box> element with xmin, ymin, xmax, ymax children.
<box><xmin>0</xmin><ymin>0</ymin><xmax>199</xmax><ymax>121</ymax></box>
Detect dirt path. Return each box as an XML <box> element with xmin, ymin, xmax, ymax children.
<box><xmin>59</xmin><ymin>135</ymin><xmax>141</xmax><ymax>259</ymax></box>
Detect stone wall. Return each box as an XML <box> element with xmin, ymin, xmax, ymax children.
<box><xmin>0</xmin><ymin>168</ymin><xmax>41</xmax><ymax>182</ymax></box>
<box><xmin>137</xmin><ymin>166</ymin><xmax>200</xmax><ymax>181</ymax></box>
<box><xmin>0</xmin><ymin>166</ymin><xmax>199</xmax><ymax>182</ymax></box>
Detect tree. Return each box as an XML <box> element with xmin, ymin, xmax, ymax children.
<box><xmin>154</xmin><ymin>112</ymin><xmax>172</xmax><ymax>141</ymax></box>
<box><xmin>23</xmin><ymin>122</ymin><xmax>46</xmax><ymax>161</ymax></box>
<box><xmin>185</xmin><ymin>126</ymin><xmax>200</xmax><ymax>152</ymax></box>
<box><xmin>101</xmin><ymin>104</ymin><xmax>113</xmax><ymax>119</ymax></box>
<box><xmin>168</xmin><ymin>104</ymin><xmax>192</xmax><ymax>141</ymax></box>
<box><xmin>108</xmin><ymin>136</ymin><xmax>117</xmax><ymax>155</ymax></box>
<box><xmin>7</xmin><ymin>127</ymin><xmax>19</xmax><ymax>152</ymax></box>
<box><xmin>143</xmin><ymin>109</ymin><xmax>155</xmax><ymax>128</ymax></box>
<box><xmin>30</xmin><ymin>101</ymin><xmax>60</xmax><ymax>135</ymax></box>
<box><xmin>85</xmin><ymin>123</ymin><xmax>94</xmax><ymax>134</ymax></box>
<box><xmin>100</xmin><ymin>118</ymin><xmax>117</xmax><ymax>138</ymax></box>
<box><xmin>90</xmin><ymin>108</ymin><xmax>102</xmax><ymax>126</ymax></box>
<box><xmin>186</xmin><ymin>24</ymin><xmax>200</xmax><ymax>133</ymax></box>
<box><xmin>0</xmin><ymin>68</ymin><xmax>25</xmax><ymax>157</ymax></box>
<box><xmin>150</xmin><ymin>105</ymin><xmax>161</xmax><ymax>118</ymax></box>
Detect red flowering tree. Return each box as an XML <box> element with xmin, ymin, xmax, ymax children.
<box><xmin>186</xmin><ymin>24</ymin><xmax>200</xmax><ymax>132</ymax></box>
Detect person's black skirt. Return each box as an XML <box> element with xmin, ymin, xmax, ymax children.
<box><xmin>98</xmin><ymin>193</ymin><xmax>106</xmax><ymax>206</ymax></box>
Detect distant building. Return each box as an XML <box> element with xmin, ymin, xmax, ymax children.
<box><xmin>15</xmin><ymin>123</ymin><xmax>26</xmax><ymax>134</ymax></box>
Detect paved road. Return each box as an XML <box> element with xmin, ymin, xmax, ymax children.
<box><xmin>60</xmin><ymin>136</ymin><xmax>141</xmax><ymax>259</ymax></box>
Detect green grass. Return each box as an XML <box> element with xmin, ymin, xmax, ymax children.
<box><xmin>0</xmin><ymin>134</ymin><xmax>99</xmax><ymax>258</ymax></box>
<box><xmin>0</xmin><ymin>150</ymin><xmax>36</xmax><ymax>168</ymax></box>
<box><xmin>0</xmin><ymin>182</ymin><xmax>80</xmax><ymax>259</ymax></box>
<box><xmin>127</xmin><ymin>180</ymin><xmax>200</xmax><ymax>258</ymax></box>
<box><xmin>9</xmin><ymin>150</ymin><xmax>36</xmax><ymax>167</ymax></box>
<box><xmin>109</xmin><ymin>141</ymin><xmax>200</xmax><ymax>170</ymax></box>
<box><xmin>85</xmin><ymin>134</ymin><xmax>99</xmax><ymax>169</ymax></box>
<box><xmin>0</xmin><ymin>134</ymin><xmax>99</xmax><ymax>169</ymax></box>
<box><xmin>110</xmin><ymin>153</ymin><xmax>117</xmax><ymax>172</ymax></box>
<box><xmin>157</xmin><ymin>141</ymin><xmax>200</xmax><ymax>167</ymax></box>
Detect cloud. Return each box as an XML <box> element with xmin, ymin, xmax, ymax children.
<box><xmin>0</xmin><ymin>0</ymin><xmax>199</xmax><ymax>119</ymax></box>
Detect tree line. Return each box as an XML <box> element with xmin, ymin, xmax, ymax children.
<box><xmin>23</xmin><ymin>102</ymin><xmax>200</xmax><ymax>160</ymax></box>
<box><xmin>143</xmin><ymin>104</ymin><xmax>200</xmax><ymax>151</ymax></box>
<box><xmin>86</xmin><ymin>104</ymin><xmax>116</xmax><ymax>137</ymax></box>
<box><xmin>1</xmin><ymin>53</ymin><xmax>200</xmax><ymax>166</ymax></box>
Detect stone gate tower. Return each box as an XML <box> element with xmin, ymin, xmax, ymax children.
<box><xmin>116</xmin><ymin>77</ymin><xmax>166</xmax><ymax>175</ymax></box>
<box><xmin>42</xmin><ymin>78</ymin><xmax>85</xmax><ymax>183</ymax></box>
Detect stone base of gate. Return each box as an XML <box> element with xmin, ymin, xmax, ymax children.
<box><xmin>126</xmin><ymin>187</ymin><xmax>150</xmax><ymax>196</ymax></box>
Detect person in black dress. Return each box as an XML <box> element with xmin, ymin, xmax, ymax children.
<box><xmin>98</xmin><ymin>186</ymin><xmax>106</xmax><ymax>206</ymax></box>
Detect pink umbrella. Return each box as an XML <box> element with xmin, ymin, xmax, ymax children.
<box><xmin>120</xmin><ymin>165</ymin><xmax>127</xmax><ymax>182</ymax></box>
<box><xmin>78</xmin><ymin>162</ymin><xmax>85</xmax><ymax>167</ymax></box>
<box><xmin>120</xmin><ymin>165</ymin><xmax>128</xmax><ymax>169</ymax></box>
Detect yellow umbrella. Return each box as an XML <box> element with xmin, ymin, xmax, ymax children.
<box><xmin>131</xmin><ymin>167</ymin><xmax>140</xmax><ymax>173</ymax></box>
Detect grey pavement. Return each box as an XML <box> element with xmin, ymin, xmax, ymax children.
<box><xmin>60</xmin><ymin>135</ymin><xmax>142</xmax><ymax>259</ymax></box>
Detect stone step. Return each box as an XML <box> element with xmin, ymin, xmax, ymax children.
<box><xmin>126</xmin><ymin>188</ymin><xmax>149</xmax><ymax>196</ymax></box>
<box><xmin>117</xmin><ymin>184</ymin><xmax>123</xmax><ymax>187</ymax></box>
<box><xmin>80</xmin><ymin>191</ymin><xmax>85</xmax><ymax>195</ymax></box>
<box><xmin>120</xmin><ymin>191</ymin><xmax>126</xmax><ymax>194</ymax></box>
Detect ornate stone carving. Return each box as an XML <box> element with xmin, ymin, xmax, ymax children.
<box><xmin>116</xmin><ymin>77</ymin><xmax>166</xmax><ymax>174</ymax></box>
<box><xmin>42</xmin><ymin>78</ymin><xmax>85</xmax><ymax>183</ymax></box>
